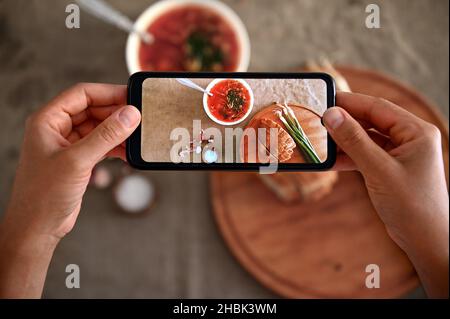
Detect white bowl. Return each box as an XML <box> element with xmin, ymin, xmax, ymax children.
<box><xmin>203</xmin><ymin>78</ymin><xmax>254</xmax><ymax>126</ymax></box>
<box><xmin>126</xmin><ymin>0</ymin><xmax>251</xmax><ymax>74</ymax></box>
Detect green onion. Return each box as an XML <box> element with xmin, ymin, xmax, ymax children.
<box><xmin>276</xmin><ymin>103</ymin><xmax>321</xmax><ymax>164</ymax></box>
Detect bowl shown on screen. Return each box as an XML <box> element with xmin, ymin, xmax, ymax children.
<box><xmin>203</xmin><ymin>78</ymin><xmax>254</xmax><ymax>126</ymax></box>
<box><xmin>126</xmin><ymin>0</ymin><xmax>251</xmax><ymax>74</ymax></box>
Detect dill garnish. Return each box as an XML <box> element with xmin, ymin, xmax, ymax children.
<box><xmin>186</xmin><ymin>32</ymin><xmax>223</xmax><ymax>71</ymax></box>
<box><xmin>226</xmin><ymin>89</ymin><xmax>245</xmax><ymax>111</ymax></box>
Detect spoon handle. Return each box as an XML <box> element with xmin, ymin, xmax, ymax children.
<box><xmin>176</xmin><ymin>78</ymin><xmax>212</xmax><ymax>96</ymax></box>
<box><xmin>76</xmin><ymin>0</ymin><xmax>153</xmax><ymax>44</ymax></box>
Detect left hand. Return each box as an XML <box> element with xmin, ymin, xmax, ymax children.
<box><xmin>2</xmin><ymin>83</ymin><xmax>141</xmax><ymax>241</ymax></box>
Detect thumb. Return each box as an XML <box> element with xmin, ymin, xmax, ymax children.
<box><xmin>323</xmin><ymin>107</ymin><xmax>392</xmax><ymax>174</ymax></box>
<box><xmin>71</xmin><ymin>105</ymin><xmax>141</xmax><ymax>167</ymax></box>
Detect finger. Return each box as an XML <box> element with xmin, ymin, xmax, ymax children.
<box><xmin>88</xmin><ymin>105</ymin><xmax>124</xmax><ymax>121</ymax></box>
<box><xmin>38</xmin><ymin>84</ymin><xmax>127</xmax><ymax>138</ymax></box>
<box><xmin>66</xmin><ymin>130</ymin><xmax>81</xmax><ymax>144</ymax></box>
<box><xmin>72</xmin><ymin>109</ymin><xmax>121</xmax><ymax>137</ymax></box>
<box><xmin>70</xmin><ymin>105</ymin><xmax>123</xmax><ymax>128</ymax></box>
<box><xmin>336</xmin><ymin>129</ymin><xmax>393</xmax><ymax>153</ymax></box>
<box><xmin>71</xmin><ymin>111</ymin><xmax>89</xmax><ymax>126</ymax></box>
<box><xmin>74</xmin><ymin>119</ymin><xmax>96</xmax><ymax>138</ymax></box>
<box><xmin>106</xmin><ymin>146</ymin><xmax>127</xmax><ymax>162</ymax></box>
<box><xmin>357</xmin><ymin>119</ymin><xmax>373</xmax><ymax>130</ymax></box>
<box><xmin>332</xmin><ymin>154</ymin><xmax>356</xmax><ymax>171</ymax></box>
<box><xmin>367</xmin><ymin>129</ymin><xmax>388</xmax><ymax>147</ymax></box>
<box><xmin>69</xmin><ymin>105</ymin><xmax>140</xmax><ymax>168</ymax></box>
<box><xmin>336</xmin><ymin>92</ymin><xmax>426</xmax><ymax>145</ymax></box>
<box><xmin>335</xmin><ymin>129</ymin><xmax>396</xmax><ymax>157</ymax></box>
<box><xmin>323</xmin><ymin>107</ymin><xmax>394</xmax><ymax>175</ymax></box>
<box><xmin>367</xmin><ymin>130</ymin><xmax>396</xmax><ymax>152</ymax></box>
<box><xmin>46</xmin><ymin>83</ymin><xmax>127</xmax><ymax>115</ymax></box>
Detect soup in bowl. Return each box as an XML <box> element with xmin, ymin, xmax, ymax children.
<box><xmin>203</xmin><ymin>79</ymin><xmax>254</xmax><ymax>126</ymax></box>
<box><xmin>126</xmin><ymin>0</ymin><xmax>250</xmax><ymax>73</ymax></box>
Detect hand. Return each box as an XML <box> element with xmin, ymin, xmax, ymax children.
<box><xmin>323</xmin><ymin>92</ymin><xmax>449</xmax><ymax>298</ymax></box>
<box><xmin>0</xmin><ymin>83</ymin><xmax>141</xmax><ymax>298</ymax></box>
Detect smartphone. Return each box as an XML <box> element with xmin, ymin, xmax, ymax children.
<box><xmin>127</xmin><ymin>72</ymin><xmax>336</xmax><ymax>171</ymax></box>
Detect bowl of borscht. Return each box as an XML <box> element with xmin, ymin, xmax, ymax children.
<box><xmin>203</xmin><ymin>79</ymin><xmax>254</xmax><ymax>126</ymax></box>
<box><xmin>126</xmin><ymin>0</ymin><xmax>250</xmax><ymax>73</ymax></box>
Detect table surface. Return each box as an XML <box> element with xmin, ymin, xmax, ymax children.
<box><xmin>0</xmin><ymin>0</ymin><xmax>448</xmax><ymax>298</ymax></box>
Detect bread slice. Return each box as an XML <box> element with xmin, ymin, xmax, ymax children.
<box><xmin>258</xmin><ymin>171</ymin><xmax>338</xmax><ymax>203</ymax></box>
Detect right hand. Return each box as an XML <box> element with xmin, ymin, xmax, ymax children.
<box><xmin>323</xmin><ymin>92</ymin><xmax>449</xmax><ymax>298</ymax></box>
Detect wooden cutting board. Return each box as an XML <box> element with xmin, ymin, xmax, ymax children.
<box><xmin>240</xmin><ymin>103</ymin><xmax>327</xmax><ymax>163</ymax></box>
<box><xmin>210</xmin><ymin>66</ymin><xmax>449</xmax><ymax>298</ymax></box>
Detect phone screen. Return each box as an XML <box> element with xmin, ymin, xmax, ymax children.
<box><xmin>128</xmin><ymin>73</ymin><xmax>335</xmax><ymax>170</ymax></box>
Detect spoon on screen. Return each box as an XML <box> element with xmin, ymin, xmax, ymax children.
<box><xmin>76</xmin><ymin>0</ymin><xmax>154</xmax><ymax>44</ymax></box>
<box><xmin>176</xmin><ymin>78</ymin><xmax>213</xmax><ymax>96</ymax></box>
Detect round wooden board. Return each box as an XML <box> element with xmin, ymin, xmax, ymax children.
<box><xmin>210</xmin><ymin>66</ymin><xmax>449</xmax><ymax>298</ymax></box>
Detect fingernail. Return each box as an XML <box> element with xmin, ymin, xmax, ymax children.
<box><xmin>323</xmin><ymin>108</ymin><xmax>344</xmax><ymax>129</ymax></box>
<box><xmin>118</xmin><ymin>106</ymin><xmax>140</xmax><ymax>128</ymax></box>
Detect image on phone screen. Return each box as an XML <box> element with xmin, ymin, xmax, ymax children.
<box><xmin>127</xmin><ymin>73</ymin><xmax>336</xmax><ymax>170</ymax></box>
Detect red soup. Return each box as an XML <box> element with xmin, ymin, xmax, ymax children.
<box><xmin>139</xmin><ymin>5</ymin><xmax>240</xmax><ymax>72</ymax></box>
<box><xmin>207</xmin><ymin>80</ymin><xmax>251</xmax><ymax>123</ymax></box>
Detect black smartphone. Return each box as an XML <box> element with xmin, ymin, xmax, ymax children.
<box><xmin>127</xmin><ymin>72</ymin><xmax>336</xmax><ymax>171</ymax></box>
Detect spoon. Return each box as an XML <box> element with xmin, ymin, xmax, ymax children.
<box><xmin>76</xmin><ymin>0</ymin><xmax>154</xmax><ymax>44</ymax></box>
<box><xmin>176</xmin><ymin>78</ymin><xmax>213</xmax><ymax>96</ymax></box>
